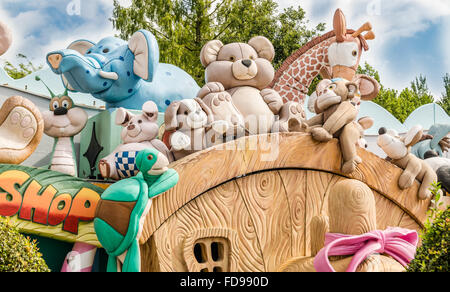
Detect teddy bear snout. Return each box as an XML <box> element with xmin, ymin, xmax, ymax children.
<box><xmin>242</xmin><ymin>59</ymin><xmax>252</xmax><ymax>68</ymax></box>
<box><xmin>232</xmin><ymin>59</ymin><xmax>257</xmax><ymax>80</ymax></box>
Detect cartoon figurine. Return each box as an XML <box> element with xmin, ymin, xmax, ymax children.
<box><xmin>164</xmin><ymin>98</ymin><xmax>229</xmax><ymax>160</ymax></box>
<box><xmin>99</xmin><ymin>101</ymin><xmax>173</xmax><ymax>180</ymax></box>
<box><xmin>411</xmin><ymin>124</ymin><xmax>450</xmax><ymax>159</ymax></box>
<box><xmin>377</xmin><ymin>126</ymin><xmax>437</xmax><ymax>200</ymax></box>
<box><xmin>306</xmin><ymin>78</ymin><xmax>377</xmax><ymax>173</ymax></box>
<box><xmin>94</xmin><ymin>148</ymin><xmax>179</xmax><ymax>272</ymax></box>
<box><xmin>199</xmin><ymin>36</ymin><xmax>305</xmax><ymax>135</ymax></box>
<box><xmin>46</xmin><ymin>29</ymin><xmax>200</xmax><ymax>111</ymax></box>
<box><xmin>39</xmin><ymin>77</ymin><xmax>88</xmax><ymax>176</ymax></box>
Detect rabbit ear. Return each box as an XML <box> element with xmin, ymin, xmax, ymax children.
<box><xmin>116</xmin><ymin>108</ymin><xmax>133</xmax><ymax>126</ymax></box>
<box><xmin>164</xmin><ymin>102</ymin><xmax>181</xmax><ymax>131</ymax></box>
<box><xmin>142</xmin><ymin>101</ymin><xmax>158</xmax><ymax>122</ymax></box>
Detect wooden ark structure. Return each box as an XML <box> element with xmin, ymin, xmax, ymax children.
<box><xmin>138</xmin><ymin>133</ymin><xmax>430</xmax><ymax>272</ymax></box>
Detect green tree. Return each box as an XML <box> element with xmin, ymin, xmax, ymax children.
<box><xmin>111</xmin><ymin>0</ymin><xmax>325</xmax><ymax>85</ymax></box>
<box><xmin>3</xmin><ymin>54</ymin><xmax>43</xmax><ymax>80</ymax></box>
<box><xmin>437</xmin><ymin>73</ymin><xmax>450</xmax><ymax>115</ymax></box>
<box><xmin>357</xmin><ymin>63</ymin><xmax>435</xmax><ymax>123</ymax></box>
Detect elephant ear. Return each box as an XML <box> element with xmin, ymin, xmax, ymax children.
<box><xmin>67</xmin><ymin>39</ymin><xmax>95</xmax><ymax>55</ymax></box>
<box><xmin>128</xmin><ymin>30</ymin><xmax>160</xmax><ymax>82</ymax></box>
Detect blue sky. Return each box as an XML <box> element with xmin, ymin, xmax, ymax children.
<box><xmin>0</xmin><ymin>0</ymin><xmax>449</xmax><ymax>100</ymax></box>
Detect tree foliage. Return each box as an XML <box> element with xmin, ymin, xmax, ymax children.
<box><xmin>0</xmin><ymin>217</ymin><xmax>50</xmax><ymax>272</ymax></box>
<box><xmin>3</xmin><ymin>54</ymin><xmax>43</xmax><ymax>80</ymax></box>
<box><xmin>437</xmin><ymin>73</ymin><xmax>450</xmax><ymax>115</ymax></box>
<box><xmin>357</xmin><ymin>63</ymin><xmax>435</xmax><ymax>123</ymax></box>
<box><xmin>111</xmin><ymin>0</ymin><xmax>325</xmax><ymax>85</ymax></box>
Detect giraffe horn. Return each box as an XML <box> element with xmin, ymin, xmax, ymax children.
<box><xmin>333</xmin><ymin>9</ymin><xmax>347</xmax><ymax>42</ymax></box>
<box><xmin>352</xmin><ymin>22</ymin><xmax>373</xmax><ymax>38</ymax></box>
<box><xmin>364</xmin><ymin>31</ymin><xmax>376</xmax><ymax>41</ymax></box>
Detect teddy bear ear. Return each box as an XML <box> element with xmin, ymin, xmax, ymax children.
<box><xmin>248</xmin><ymin>36</ymin><xmax>275</xmax><ymax>62</ymax></box>
<box><xmin>200</xmin><ymin>40</ymin><xmax>224</xmax><ymax>67</ymax></box>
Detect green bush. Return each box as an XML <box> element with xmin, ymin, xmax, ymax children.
<box><xmin>407</xmin><ymin>184</ymin><xmax>449</xmax><ymax>272</ymax></box>
<box><xmin>0</xmin><ymin>217</ymin><xmax>50</xmax><ymax>272</ymax></box>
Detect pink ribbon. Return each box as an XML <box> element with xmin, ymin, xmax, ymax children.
<box><xmin>314</xmin><ymin>227</ymin><xmax>419</xmax><ymax>272</ymax></box>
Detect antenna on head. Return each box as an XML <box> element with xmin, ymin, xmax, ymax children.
<box><xmin>35</xmin><ymin>75</ymin><xmax>56</xmax><ymax>98</ymax></box>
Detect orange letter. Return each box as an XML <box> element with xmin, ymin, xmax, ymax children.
<box><xmin>48</xmin><ymin>193</ymin><xmax>72</xmax><ymax>226</ymax></box>
<box><xmin>0</xmin><ymin>170</ymin><xmax>29</xmax><ymax>217</ymax></box>
<box><xmin>19</xmin><ymin>181</ymin><xmax>57</xmax><ymax>224</ymax></box>
<box><xmin>64</xmin><ymin>188</ymin><xmax>100</xmax><ymax>234</ymax></box>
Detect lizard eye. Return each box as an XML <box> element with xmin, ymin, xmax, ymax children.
<box><xmin>147</xmin><ymin>154</ymin><xmax>154</xmax><ymax>161</ymax></box>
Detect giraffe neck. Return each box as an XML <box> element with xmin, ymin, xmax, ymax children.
<box><xmin>271</xmin><ymin>33</ymin><xmax>334</xmax><ymax>103</ymax></box>
<box><xmin>50</xmin><ymin>137</ymin><xmax>77</xmax><ymax>177</ymax></box>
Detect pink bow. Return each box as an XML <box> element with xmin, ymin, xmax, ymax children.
<box><xmin>314</xmin><ymin>227</ymin><xmax>419</xmax><ymax>272</ymax></box>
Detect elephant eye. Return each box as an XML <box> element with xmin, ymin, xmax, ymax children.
<box><xmin>86</xmin><ymin>51</ymin><xmax>92</xmax><ymax>54</ymax></box>
<box><xmin>103</xmin><ymin>48</ymin><xmax>110</xmax><ymax>54</ymax></box>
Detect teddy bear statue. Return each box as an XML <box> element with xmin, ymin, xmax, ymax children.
<box><xmin>198</xmin><ymin>36</ymin><xmax>305</xmax><ymax>135</ymax></box>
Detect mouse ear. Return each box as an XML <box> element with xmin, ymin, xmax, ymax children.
<box><xmin>142</xmin><ymin>101</ymin><xmax>158</xmax><ymax>122</ymax></box>
<box><xmin>358</xmin><ymin>117</ymin><xmax>374</xmax><ymax>130</ymax></box>
<box><xmin>404</xmin><ymin>125</ymin><xmax>423</xmax><ymax>147</ymax></box>
<box><xmin>115</xmin><ymin>108</ymin><xmax>133</xmax><ymax>126</ymax></box>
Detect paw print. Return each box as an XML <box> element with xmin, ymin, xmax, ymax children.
<box><xmin>0</xmin><ymin>106</ymin><xmax>37</xmax><ymax>149</ymax></box>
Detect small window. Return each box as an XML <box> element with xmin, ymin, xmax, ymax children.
<box><xmin>183</xmin><ymin>228</ymin><xmax>238</xmax><ymax>272</ymax></box>
<box><xmin>192</xmin><ymin>238</ymin><xmax>229</xmax><ymax>272</ymax></box>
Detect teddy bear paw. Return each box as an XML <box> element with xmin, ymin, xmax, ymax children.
<box><xmin>279</xmin><ymin>102</ymin><xmax>306</xmax><ymax>133</ymax></box>
<box><xmin>197</xmin><ymin>82</ymin><xmax>226</xmax><ymax>99</ymax></box>
<box><xmin>261</xmin><ymin>89</ymin><xmax>283</xmax><ymax>114</ymax></box>
<box><xmin>0</xmin><ymin>105</ymin><xmax>38</xmax><ymax>150</ymax></box>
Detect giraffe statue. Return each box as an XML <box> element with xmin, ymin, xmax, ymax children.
<box><xmin>270</xmin><ymin>9</ymin><xmax>377</xmax><ymax>104</ymax></box>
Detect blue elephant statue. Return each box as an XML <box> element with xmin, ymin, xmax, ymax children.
<box><xmin>411</xmin><ymin>124</ymin><xmax>450</xmax><ymax>159</ymax></box>
<box><xmin>46</xmin><ymin>30</ymin><xmax>200</xmax><ymax>111</ymax></box>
